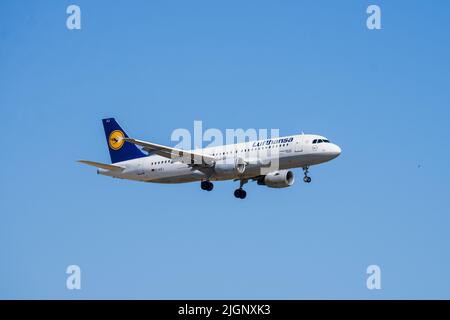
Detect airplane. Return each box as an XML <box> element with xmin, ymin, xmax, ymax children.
<box><xmin>78</xmin><ymin>118</ymin><xmax>341</xmax><ymax>199</ymax></box>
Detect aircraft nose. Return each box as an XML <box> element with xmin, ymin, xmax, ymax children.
<box><xmin>335</xmin><ymin>144</ymin><xmax>341</xmax><ymax>155</ymax></box>
<box><xmin>331</xmin><ymin>144</ymin><xmax>341</xmax><ymax>157</ymax></box>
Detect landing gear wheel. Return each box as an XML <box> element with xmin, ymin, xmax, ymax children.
<box><xmin>303</xmin><ymin>166</ymin><xmax>311</xmax><ymax>183</ymax></box>
<box><xmin>234</xmin><ymin>188</ymin><xmax>247</xmax><ymax>199</ymax></box>
<box><xmin>201</xmin><ymin>181</ymin><xmax>214</xmax><ymax>191</ymax></box>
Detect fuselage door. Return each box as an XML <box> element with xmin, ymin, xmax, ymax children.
<box><xmin>294</xmin><ymin>136</ymin><xmax>303</xmax><ymax>152</ymax></box>
<box><xmin>136</xmin><ymin>162</ymin><xmax>145</xmax><ymax>176</ymax></box>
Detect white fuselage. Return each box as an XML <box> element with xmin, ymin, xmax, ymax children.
<box><xmin>98</xmin><ymin>134</ymin><xmax>341</xmax><ymax>183</ymax></box>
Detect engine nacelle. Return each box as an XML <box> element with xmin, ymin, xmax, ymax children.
<box><xmin>258</xmin><ymin>170</ymin><xmax>294</xmax><ymax>188</ymax></box>
<box><xmin>214</xmin><ymin>158</ymin><xmax>246</xmax><ymax>177</ymax></box>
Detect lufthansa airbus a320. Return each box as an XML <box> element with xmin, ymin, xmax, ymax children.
<box><xmin>79</xmin><ymin>118</ymin><xmax>341</xmax><ymax>199</ymax></box>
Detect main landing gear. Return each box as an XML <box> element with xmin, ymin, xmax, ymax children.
<box><xmin>234</xmin><ymin>179</ymin><xmax>247</xmax><ymax>199</ymax></box>
<box><xmin>234</xmin><ymin>188</ymin><xmax>247</xmax><ymax>199</ymax></box>
<box><xmin>303</xmin><ymin>166</ymin><xmax>312</xmax><ymax>183</ymax></box>
<box><xmin>201</xmin><ymin>180</ymin><xmax>214</xmax><ymax>191</ymax></box>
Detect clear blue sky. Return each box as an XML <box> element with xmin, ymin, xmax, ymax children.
<box><xmin>1</xmin><ymin>0</ymin><xmax>449</xmax><ymax>299</ymax></box>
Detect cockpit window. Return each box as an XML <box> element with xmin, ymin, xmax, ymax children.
<box><xmin>313</xmin><ymin>139</ymin><xmax>331</xmax><ymax>144</ymax></box>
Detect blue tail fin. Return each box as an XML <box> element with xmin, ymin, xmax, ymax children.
<box><xmin>102</xmin><ymin>118</ymin><xmax>146</xmax><ymax>163</ymax></box>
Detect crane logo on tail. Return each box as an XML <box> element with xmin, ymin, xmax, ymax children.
<box><xmin>108</xmin><ymin>130</ymin><xmax>125</xmax><ymax>150</ymax></box>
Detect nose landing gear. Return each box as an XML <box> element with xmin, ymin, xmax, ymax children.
<box><xmin>201</xmin><ymin>180</ymin><xmax>214</xmax><ymax>191</ymax></box>
<box><xmin>303</xmin><ymin>166</ymin><xmax>312</xmax><ymax>183</ymax></box>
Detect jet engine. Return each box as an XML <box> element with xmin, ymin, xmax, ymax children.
<box><xmin>257</xmin><ymin>170</ymin><xmax>294</xmax><ymax>188</ymax></box>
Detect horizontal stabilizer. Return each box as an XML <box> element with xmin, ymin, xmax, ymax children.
<box><xmin>77</xmin><ymin>160</ymin><xmax>125</xmax><ymax>171</ymax></box>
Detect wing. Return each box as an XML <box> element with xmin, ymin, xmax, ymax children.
<box><xmin>123</xmin><ymin>137</ymin><xmax>216</xmax><ymax>166</ymax></box>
